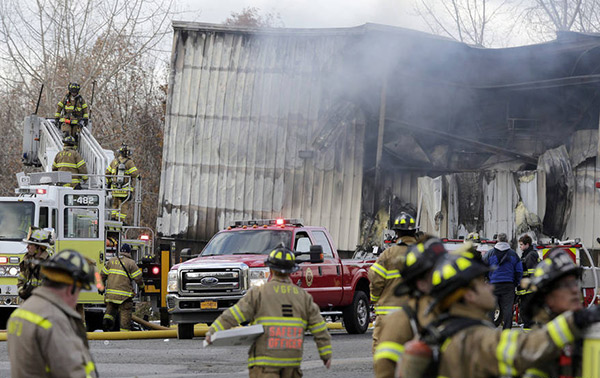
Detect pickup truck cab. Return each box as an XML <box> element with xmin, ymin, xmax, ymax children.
<box><xmin>166</xmin><ymin>218</ymin><xmax>372</xmax><ymax>339</ymax></box>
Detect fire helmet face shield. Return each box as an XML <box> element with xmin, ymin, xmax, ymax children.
<box><xmin>68</xmin><ymin>82</ymin><xmax>80</xmax><ymax>95</ymax></box>
<box><xmin>40</xmin><ymin>249</ymin><xmax>94</xmax><ymax>290</ymax></box>
<box><xmin>392</xmin><ymin>212</ymin><xmax>417</xmax><ymax>231</ymax></box>
<box><xmin>264</xmin><ymin>246</ymin><xmax>299</xmax><ymax>274</ymax></box>
<box><xmin>22</xmin><ymin>227</ymin><xmax>53</xmax><ymax>248</ymax></box>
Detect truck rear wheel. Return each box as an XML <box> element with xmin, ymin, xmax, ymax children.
<box><xmin>177</xmin><ymin>323</ymin><xmax>194</xmax><ymax>339</ymax></box>
<box><xmin>342</xmin><ymin>290</ymin><xmax>369</xmax><ymax>334</ymax></box>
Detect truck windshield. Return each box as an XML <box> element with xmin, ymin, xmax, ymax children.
<box><xmin>0</xmin><ymin>201</ymin><xmax>35</xmax><ymax>241</ymax></box>
<box><xmin>201</xmin><ymin>230</ymin><xmax>292</xmax><ymax>256</ymax></box>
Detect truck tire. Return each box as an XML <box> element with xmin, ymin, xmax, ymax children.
<box><xmin>177</xmin><ymin>323</ymin><xmax>194</xmax><ymax>339</ymax></box>
<box><xmin>342</xmin><ymin>290</ymin><xmax>369</xmax><ymax>334</ymax></box>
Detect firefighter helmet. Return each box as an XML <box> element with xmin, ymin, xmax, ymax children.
<box><xmin>395</xmin><ymin>237</ymin><xmax>448</xmax><ymax>296</ymax></box>
<box><xmin>265</xmin><ymin>246</ymin><xmax>299</xmax><ymax>274</ymax></box>
<box><xmin>118</xmin><ymin>143</ymin><xmax>130</xmax><ymax>157</ymax></box>
<box><xmin>526</xmin><ymin>249</ymin><xmax>582</xmax><ymax>296</ymax></box>
<box><xmin>465</xmin><ymin>232</ymin><xmax>480</xmax><ymax>243</ymax></box>
<box><xmin>63</xmin><ymin>136</ymin><xmax>77</xmax><ymax>146</ymax></box>
<box><xmin>392</xmin><ymin>212</ymin><xmax>417</xmax><ymax>231</ymax></box>
<box><xmin>68</xmin><ymin>82</ymin><xmax>80</xmax><ymax>95</ymax></box>
<box><xmin>40</xmin><ymin>249</ymin><xmax>94</xmax><ymax>290</ymax></box>
<box><xmin>22</xmin><ymin>227</ymin><xmax>53</xmax><ymax>248</ymax></box>
<box><xmin>120</xmin><ymin>243</ymin><xmax>132</xmax><ymax>254</ymax></box>
<box><xmin>428</xmin><ymin>252</ymin><xmax>490</xmax><ymax>312</ymax></box>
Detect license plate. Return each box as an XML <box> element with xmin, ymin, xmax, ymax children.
<box><xmin>200</xmin><ymin>300</ymin><xmax>218</xmax><ymax>310</ymax></box>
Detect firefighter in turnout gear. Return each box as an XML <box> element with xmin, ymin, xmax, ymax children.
<box><xmin>206</xmin><ymin>246</ymin><xmax>332</xmax><ymax>377</ymax></box>
<box><xmin>106</xmin><ymin>143</ymin><xmax>139</xmax><ymax>223</ymax></box>
<box><xmin>368</xmin><ymin>212</ymin><xmax>418</xmax><ymax>353</ymax></box>
<box><xmin>54</xmin><ymin>82</ymin><xmax>89</xmax><ymax>139</ymax></box>
<box><xmin>519</xmin><ymin>249</ymin><xmax>593</xmax><ymax>378</ymax></box>
<box><xmin>373</xmin><ymin>236</ymin><xmax>448</xmax><ymax>378</ymax></box>
<box><xmin>7</xmin><ymin>249</ymin><xmax>98</xmax><ymax>378</ymax></box>
<box><xmin>17</xmin><ymin>227</ymin><xmax>53</xmax><ymax>300</ymax></box>
<box><xmin>101</xmin><ymin>243</ymin><xmax>144</xmax><ymax>331</ymax></box>
<box><xmin>52</xmin><ymin>136</ymin><xmax>88</xmax><ymax>188</ymax></box>
<box><xmin>410</xmin><ymin>251</ymin><xmax>600</xmax><ymax>378</ymax></box>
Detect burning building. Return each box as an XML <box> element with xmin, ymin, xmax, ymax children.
<box><xmin>158</xmin><ymin>21</ymin><xmax>600</xmax><ymax>256</ymax></box>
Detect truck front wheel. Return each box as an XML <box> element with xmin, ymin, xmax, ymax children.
<box><xmin>177</xmin><ymin>323</ymin><xmax>194</xmax><ymax>339</ymax></box>
<box><xmin>342</xmin><ymin>291</ymin><xmax>369</xmax><ymax>334</ymax></box>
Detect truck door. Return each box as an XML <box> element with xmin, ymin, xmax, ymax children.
<box><xmin>56</xmin><ymin>192</ymin><xmax>105</xmax><ymax>303</ymax></box>
<box><xmin>291</xmin><ymin>230</ymin><xmax>342</xmax><ymax>306</ymax></box>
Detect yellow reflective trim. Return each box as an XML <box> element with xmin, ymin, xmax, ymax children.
<box><xmin>432</xmin><ymin>270</ymin><xmax>442</xmax><ymax>285</ymax></box>
<box><xmin>84</xmin><ymin>361</ymin><xmax>95</xmax><ymax>378</ymax></box>
<box><xmin>442</xmin><ymin>264</ymin><xmax>457</xmax><ymax>279</ymax></box>
<box><xmin>406</xmin><ymin>252</ymin><xmax>417</xmax><ymax>266</ymax></box>
<box><xmin>106</xmin><ymin>288</ymin><xmax>134</xmax><ymax>296</ymax></box>
<box><xmin>456</xmin><ymin>257</ymin><xmax>472</xmax><ymax>271</ymax></box>
<box><xmin>11</xmin><ymin>309</ymin><xmax>52</xmax><ymax>329</ymax></box>
<box><xmin>523</xmin><ymin>368</ymin><xmax>550</xmax><ymax>378</ymax></box>
<box><xmin>374</xmin><ymin>341</ymin><xmax>404</xmax><ymax>362</ymax></box>
<box><xmin>213</xmin><ymin>319</ymin><xmax>224</xmax><ymax>331</ymax></box>
<box><xmin>497</xmin><ymin>330</ymin><xmax>519</xmax><ymax>375</ymax></box>
<box><xmin>370</xmin><ymin>263</ymin><xmax>387</xmax><ymax>278</ymax></box>
<box><xmin>547</xmin><ymin>315</ymin><xmax>574</xmax><ymax>348</ymax></box>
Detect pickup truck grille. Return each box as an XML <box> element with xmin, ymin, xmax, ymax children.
<box><xmin>181</xmin><ymin>268</ymin><xmax>243</xmax><ymax>294</ymax></box>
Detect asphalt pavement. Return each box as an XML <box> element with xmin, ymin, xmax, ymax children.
<box><xmin>0</xmin><ymin>329</ymin><xmax>375</xmax><ymax>377</ymax></box>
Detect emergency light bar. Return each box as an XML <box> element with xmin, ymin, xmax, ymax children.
<box><xmin>229</xmin><ymin>218</ymin><xmax>304</xmax><ymax>228</ymax></box>
<box><xmin>0</xmin><ymin>257</ymin><xmax>7</xmax><ymax>264</ymax></box>
<box><xmin>140</xmin><ymin>234</ymin><xmax>150</xmax><ymax>241</ymax></box>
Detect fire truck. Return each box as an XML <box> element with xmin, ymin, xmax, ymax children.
<box><xmin>0</xmin><ymin>115</ymin><xmax>153</xmax><ymax>329</ymax></box>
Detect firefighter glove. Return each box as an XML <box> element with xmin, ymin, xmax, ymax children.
<box><xmin>574</xmin><ymin>305</ymin><xmax>600</xmax><ymax>329</ymax></box>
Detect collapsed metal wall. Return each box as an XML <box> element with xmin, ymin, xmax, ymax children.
<box><xmin>158</xmin><ymin>23</ymin><xmax>366</xmax><ymax>251</ymax></box>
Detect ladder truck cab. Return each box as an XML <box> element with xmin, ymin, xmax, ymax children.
<box><xmin>0</xmin><ymin>174</ymin><xmax>152</xmax><ymax>329</ymax></box>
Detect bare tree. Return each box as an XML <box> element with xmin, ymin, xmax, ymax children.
<box><xmin>223</xmin><ymin>7</ymin><xmax>284</xmax><ymax>28</ymax></box>
<box><xmin>415</xmin><ymin>0</ymin><xmax>517</xmax><ymax>47</ymax></box>
<box><xmin>0</xmin><ymin>0</ymin><xmax>173</xmax><ymax>228</ymax></box>
<box><xmin>522</xmin><ymin>0</ymin><xmax>600</xmax><ymax>36</ymax></box>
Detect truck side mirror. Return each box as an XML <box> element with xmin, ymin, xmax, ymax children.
<box><xmin>309</xmin><ymin>245</ymin><xmax>324</xmax><ymax>264</ymax></box>
<box><xmin>181</xmin><ymin>248</ymin><xmax>192</xmax><ymax>262</ymax></box>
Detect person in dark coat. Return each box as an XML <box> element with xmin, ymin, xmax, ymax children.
<box><xmin>517</xmin><ymin>234</ymin><xmax>540</xmax><ymax>329</ymax></box>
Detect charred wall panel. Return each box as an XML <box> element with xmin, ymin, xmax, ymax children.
<box><xmin>158</xmin><ymin>23</ymin><xmax>366</xmax><ymax>251</ymax></box>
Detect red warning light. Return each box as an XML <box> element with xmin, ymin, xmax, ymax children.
<box><xmin>140</xmin><ymin>234</ymin><xmax>150</xmax><ymax>241</ymax></box>
<box><xmin>276</xmin><ymin>218</ymin><xmax>284</xmax><ymax>225</ymax></box>
<box><xmin>36</xmin><ymin>189</ymin><xmax>47</xmax><ymax>194</ymax></box>
<box><xmin>152</xmin><ymin>266</ymin><xmax>160</xmax><ymax>275</ymax></box>
<box><xmin>595</xmin><ymin>181</ymin><xmax>600</xmax><ymax>189</ymax></box>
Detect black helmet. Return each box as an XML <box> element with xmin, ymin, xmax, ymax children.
<box><xmin>63</xmin><ymin>136</ymin><xmax>77</xmax><ymax>146</ymax></box>
<box><xmin>392</xmin><ymin>212</ymin><xmax>417</xmax><ymax>231</ymax></box>
<box><xmin>118</xmin><ymin>143</ymin><xmax>130</xmax><ymax>157</ymax></box>
<box><xmin>264</xmin><ymin>246</ymin><xmax>299</xmax><ymax>274</ymax></box>
<box><xmin>40</xmin><ymin>249</ymin><xmax>94</xmax><ymax>290</ymax></box>
<box><xmin>68</xmin><ymin>82</ymin><xmax>80</xmax><ymax>95</ymax></box>
<box><xmin>428</xmin><ymin>252</ymin><xmax>490</xmax><ymax>312</ymax></box>
<box><xmin>395</xmin><ymin>237</ymin><xmax>448</xmax><ymax>296</ymax></box>
<box><xmin>120</xmin><ymin>243</ymin><xmax>132</xmax><ymax>254</ymax></box>
<box><xmin>526</xmin><ymin>249</ymin><xmax>582</xmax><ymax>295</ymax></box>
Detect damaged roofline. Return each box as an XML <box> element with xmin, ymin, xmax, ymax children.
<box><xmin>385</xmin><ymin>118</ymin><xmax>539</xmax><ymax>165</ymax></box>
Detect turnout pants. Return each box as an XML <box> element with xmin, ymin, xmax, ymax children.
<box><xmin>103</xmin><ymin>299</ymin><xmax>134</xmax><ymax>331</ymax></box>
<box><xmin>111</xmin><ymin>194</ymin><xmax>130</xmax><ymax>223</ymax></box>
<box><xmin>249</xmin><ymin>366</ymin><xmax>302</xmax><ymax>378</ymax></box>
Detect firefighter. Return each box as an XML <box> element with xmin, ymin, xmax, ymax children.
<box><xmin>17</xmin><ymin>227</ymin><xmax>53</xmax><ymax>300</ymax></box>
<box><xmin>517</xmin><ymin>234</ymin><xmax>540</xmax><ymax>329</ymax></box>
<box><xmin>54</xmin><ymin>82</ymin><xmax>89</xmax><ymax>139</ymax></box>
<box><xmin>106</xmin><ymin>143</ymin><xmax>140</xmax><ymax>223</ymax></box>
<box><xmin>373</xmin><ymin>236</ymin><xmax>448</xmax><ymax>378</ymax></box>
<box><xmin>7</xmin><ymin>249</ymin><xmax>97</xmax><ymax>378</ymax></box>
<box><xmin>205</xmin><ymin>246</ymin><xmax>332</xmax><ymax>377</ymax></box>
<box><xmin>101</xmin><ymin>243</ymin><xmax>144</xmax><ymax>331</ymax></box>
<box><xmin>419</xmin><ymin>252</ymin><xmax>600</xmax><ymax>378</ymax></box>
<box><xmin>519</xmin><ymin>249</ymin><xmax>586</xmax><ymax>377</ymax></box>
<box><xmin>368</xmin><ymin>212</ymin><xmax>418</xmax><ymax>353</ymax></box>
<box><xmin>52</xmin><ymin>136</ymin><xmax>88</xmax><ymax>188</ymax></box>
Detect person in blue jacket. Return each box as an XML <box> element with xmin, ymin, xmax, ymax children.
<box><xmin>484</xmin><ymin>233</ymin><xmax>523</xmax><ymax>329</ymax></box>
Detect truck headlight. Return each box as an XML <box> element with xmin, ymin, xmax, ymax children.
<box><xmin>249</xmin><ymin>268</ymin><xmax>270</xmax><ymax>288</ymax></box>
<box><xmin>167</xmin><ymin>270</ymin><xmax>178</xmax><ymax>292</ymax></box>
<box><xmin>8</xmin><ymin>266</ymin><xmax>19</xmax><ymax>277</ymax></box>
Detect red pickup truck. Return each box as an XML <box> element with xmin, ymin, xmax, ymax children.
<box><xmin>166</xmin><ymin>218</ymin><xmax>373</xmax><ymax>339</ymax></box>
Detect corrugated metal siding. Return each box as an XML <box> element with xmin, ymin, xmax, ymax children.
<box><xmin>158</xmin><ymin>25</ymin><xmax>365</xmax><ymax>251</ymax></box>
<box><xmin>566</xmin><ymin>159</ymin><xmax>600</xmax><ymax>249</ymax></box>
<box><xmin>483</xmin><ymin>171</ymin><xmax>519</xmax><ymax>241</ymax></box>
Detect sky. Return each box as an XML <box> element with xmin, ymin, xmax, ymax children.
<box><xmin>174</xmin><ymin>0</ymin><xmax>537</xmax><ymax>47</ymax></box>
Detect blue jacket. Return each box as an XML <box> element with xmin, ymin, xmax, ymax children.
<box><xmin>485</xmin><ymin>245</ymin><xmax>523</xmax><ymax>285</ymax></box>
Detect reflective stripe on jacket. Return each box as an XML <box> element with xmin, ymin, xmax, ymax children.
<box><xmin>368</xmin><ymin>235</ymin><xmax>416</xmax><ymax>315</ymax></box>
<box><xmin>101</xmin><ymin>253</ymin><xmax>144</xmax><ymax>304</ymax></box>
<box><xmin>52</xmin><ymin>147</ymin><xmax>88</xmax><ymax>184</ymax></box>
<box><xmin>207</xmin><ymin>276</ymin><xmax>332</xmax><ymax>368</ymax></box>
<box><xmin>7</xmin><ymin>286</ymin><xmax>97</xmax><ymax>378</ymax></box>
